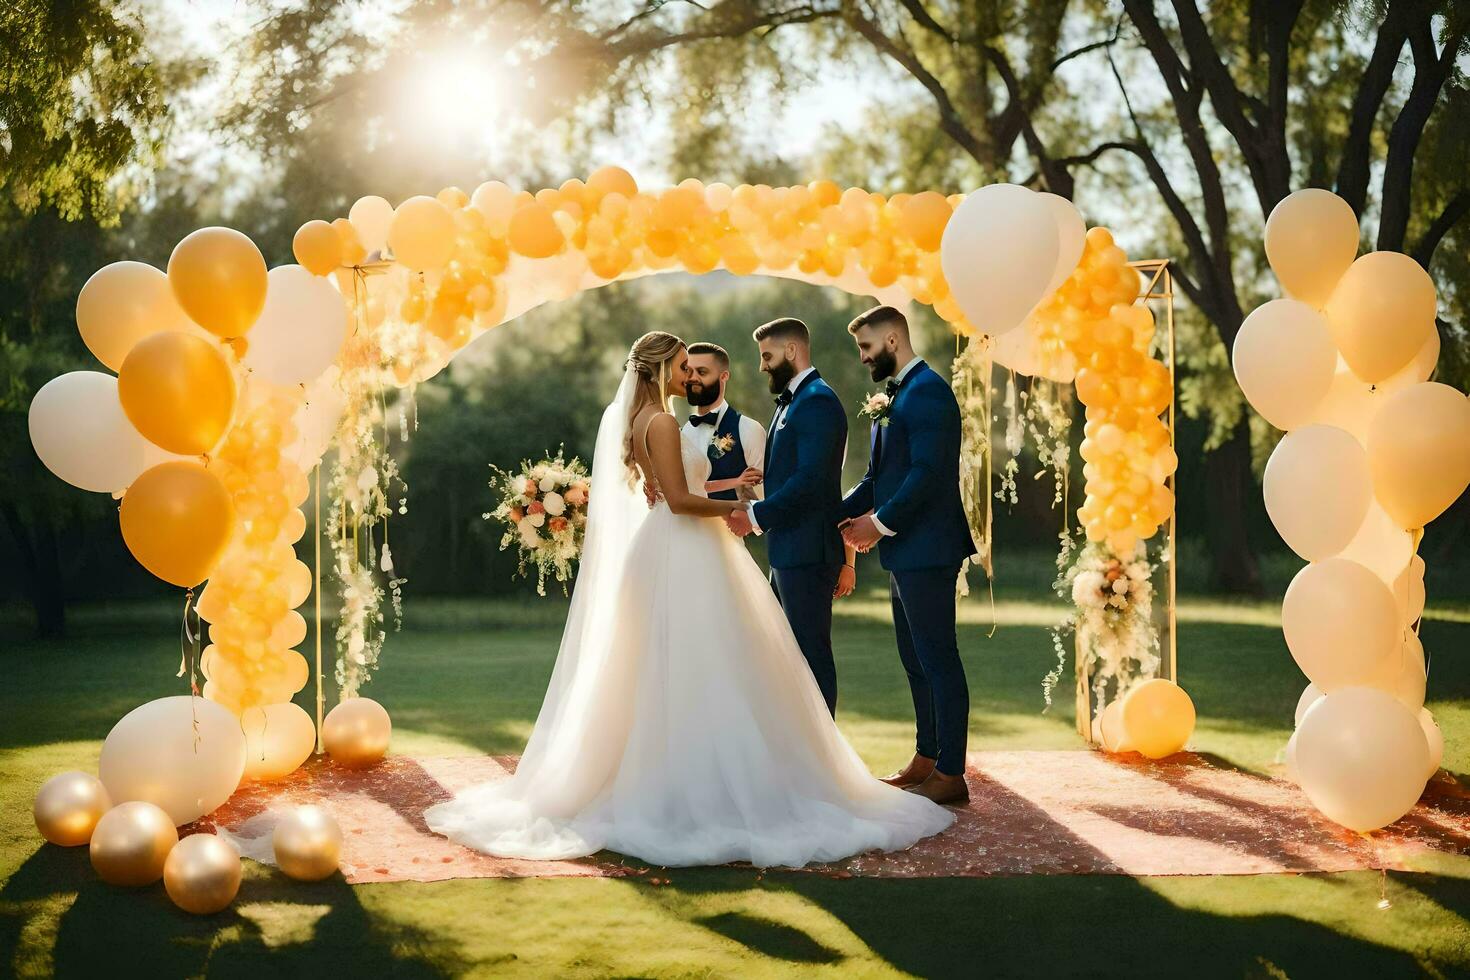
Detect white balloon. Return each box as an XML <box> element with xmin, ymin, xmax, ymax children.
<box><xmin>99</xmin><ymin>695</ymin><xmax>247</xmax><ymax>825</ymax></box>
<box><xmin>1307</xmin><ymin>358</ymin><xmax>1386</xmax><ymax>445</ymax></box>
<box><xmin>348</xmin><ymin>195</ymin><xmax>394</xmax><ymax>253</ymax></box>
<box><xmin>1282</xmin><ymin>558</ymin><xmax>1398</xmax><ymax>691</ymax></box>
<box><xmin>1036</xmin><ymin>193</ymin><xmax>1086</xmax><ymax>296</ymax></box>
<box><xmin>940</xmin><ymin>184</ymin><xmax>1058</xmax><ymax>337</ymax></box>
<box><xmin>1338</xmin><ymin>501</ymin><xmax>1413</xmax><ymax>586</ymax></box>
<box><xmin>1369</xmin><ymin>630</ymin><xmax>1427</xmax><ymax>712</ymax></box>
<box><xmin>244</xmin><ymin>266</ymin><xmax>349</xmax><ymax>386</ymax></box>
<box><xmin>1419</xmin><ymin>709</ymin><xmax>1443</xmax><ymax>781</ymax></box>
<box><xmin>1393</xmin><ymin>554</ymin><xmax>1427</xmax><ymax>626</ymax></box>
<box><xmin>1294</xmin><ymin>683</ymin><xmax>1324</xmax><ymax>726</ymax></box>
<box><xmin>283</xmin><ymin>366</ymin><xmax>345</xmax><ymax>470</ymax></box>
<box><xmin>1284</xmin><ymin>731</ymin><xmax>1301</xmax><ymax>784</ymax></box>
<box><xmin>1232</xmin><ymin>300</ymin><xmax>1338</xmax><ymax>430</ymax></box>
<box><xmin>1263</xmin><ymin>425</ymin><xmax>1372</xmax><ymax>561</ymax></box>
<box><xmin>28</xmin><ymin>372</ymin><xmax>157</xmax><ymax>493</ymax></box>
<box><xmin>1294</xmin><ymin>686</ymin><xmax>1428</xmax><ymax>832</ymax></box>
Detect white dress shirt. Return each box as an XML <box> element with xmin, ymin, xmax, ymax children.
<box><xmin>868</xmin><ymin>357</ymin><xmax>926</xmax><ymax>538</ymax></box>
<box><xmin>681</xmin><ymin>400</ymin><xmax>766</xmax><ymax>500</ymax></box>
<box><xmin>746</xmin><ymin>366</ymin><xmax>816</xmax><ymax>533</ymax></box>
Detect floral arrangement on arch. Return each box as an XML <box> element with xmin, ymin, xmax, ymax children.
<box><xmin>486</xmin><ymin>449</ymin><xmax>590</xmax><ymax>595</ymax></box>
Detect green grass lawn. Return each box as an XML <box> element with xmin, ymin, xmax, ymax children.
<box><xmin>3</xmin><ymin>588</ymin><xmax>1470</xmax><ymax>977</ymax></box>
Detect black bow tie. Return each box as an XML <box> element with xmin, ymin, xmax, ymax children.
<box><xmin>884</xmin><ymin>379</ymin><xmax>900</xmax><ymax>398</ymax></box>
<box><xmin>689</xmin><ymin>412</ymin><xmax>719</xmax><ymax>427</ymax></box>
<box><xmin>774</xmin><ymin>389</ymin><xmax>794</xmax><ymax>408</ymax></box>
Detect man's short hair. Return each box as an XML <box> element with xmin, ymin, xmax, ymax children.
<box><xmin>752</xmin><ymin>317</ymin><xmax>810</xmax><ymax>346</ymax></box>
<box><xmin>847</xmin><ymin>305</ymin><xmax>909</xmax><ymax>336</ymax></box>
<box><xmin>685</xmin><ymin>342</ymin><xmax>730</xmax><ymax>369</ymax></box>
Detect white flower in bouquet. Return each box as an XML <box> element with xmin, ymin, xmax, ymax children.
<box><xmin>539</xmin><ymin>475</ymin><xmax>557</xmax><ymax>493</ymax></box>
<box><xmin>1072</xmin><ymin>571</ymin><xmax>1106</xmax><ymax>607</ymax></box>
<box><xmin>527</xmin><ymin>511</ymin><xmax>546</xmax><ymax>528</ymax></box>
<box><xmin>1111</xmin><ymin>577</ymin><xmax>1130</xmax><ymax>595</ymax></box>
<box><xmin>518</xmin><ymin>520</ymin><xmax>541</xmax><ymax>547</ymax></box>
<box><xmin>542</xmin><ymin>491</ymin><xmax>566</xmax><ymax>517</ymax></box>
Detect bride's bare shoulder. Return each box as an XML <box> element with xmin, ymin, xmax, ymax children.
<box><xmin>642</xmin><ymin>411</ymin><xmax>680</xmax><ymax>442</ymax></box>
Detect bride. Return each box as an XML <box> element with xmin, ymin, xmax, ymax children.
<box><xmin>425</xmin><ymin>331</ymin><xmax>953</xmax><ymax>867</ymax></box>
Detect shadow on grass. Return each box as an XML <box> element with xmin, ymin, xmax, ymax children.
<box><xmin>1</xmin><ymin>844</ymin><xmax>453</xmax><ymax>977</ymax></box>
<box><xmin>695</xmin><ymin>910</ymin><xmax>844</xmax><ymax>965</ymax></box>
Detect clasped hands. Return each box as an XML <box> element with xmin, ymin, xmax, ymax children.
<box><xmin>839</xmin><ymin>512</ymin><xmax>882</xmax><ymax>552</ymax></box>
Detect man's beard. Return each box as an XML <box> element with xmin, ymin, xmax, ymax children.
<box><xmin>867</xmin><ymin>347</ymin><xmax>898</xmax><ymax>382</ymax></box>
<box><xmin>686</xmin><ymin>380</ymin><xmax>721</xmax><ymax>408</ymax></box>
<box><xmin>765</xmin><ymin>358</ymin><xmax>796</xmax><ymax>394</ymax></box>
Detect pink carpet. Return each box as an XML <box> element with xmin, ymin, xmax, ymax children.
<box><xmin>190</xmin><ymin>751</ymin><xmax>1470</xmax><ymax>883</ymax></box>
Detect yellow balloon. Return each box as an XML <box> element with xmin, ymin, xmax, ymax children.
<box><xmin>34</xmin><ymin>771</ymin><xmax>112</xmax><ymax>846</ymax></box>
<box><xmin>240</xmin><ymin>702</ymin><xmax>316</xmax><ymax>781</ymax></box>
<box><xmin>90</xmin><ymin>801</ymin><xmax>178</xmax><ymax>887</ymax></box>
<box><xmin>1365</xmin><ymin>381</ymin><xmax>1470</xmax><ymax>530</ymax></box>
<box><xmin>1098</xmin><ymin>699</ymin><xmax>1132</xmax><ymax>753</ymax></box>
<box><xmin>292</xmin><ymin>220</ymin><xmax>342</xmax><ymax>276</ymax></box>
<box><xmin>1264</xmin><ymin>189</ymin><xmax>1360</xmax><ymax>308</ymax></box>
<box><xmin>120</xmin><ymin>462</ymin><xmax>235</xmax><ymax>588</ymax></box>
<box><xmin>118</xmin><ymin>331</ymin><xmax>236</xmax><ymax>455</ymax></box>
<box><xmin>164</xmin><ymin>833</ymin><xmax>241</xmax><ymax>914</ymax></box>
<box><xmin>388</xmin><ymin>196</ymin><xmax>454</xmax><ymax>271</ymax></box>
<box><xmin>1324</xmin><ymin>251</ymin><xmax>1436</xmax><ymax>383</ymax></box>
<box><xmin>272</xmin><ymin>805</ymin><xmax>342</xmax><ymax>881</ymax></box>
<box><xmin>322</xmin><ymin>697</ymin><xmax>391</xmax><ymax>768</ymax></box>
<box><xmin>900</xmin><ymin>191</ymin><xmax>953</xmax><ymax>252</ymax></box>
<box><xmin>588</xmin><ymin>166</ymin><xmax>638</xmax><ymax>199</ymax></box>
<box><xmin>1120</xmin><ymin>679</ymin><xmax>1195</xmax><ymax>760</ymax></box>
<box><xmin>75</xmin><ymin>261</ymin><xmax>198</xmax><ymax>371</ymax></box>
<box><xmin>168</xmin><ymin>227</ymin><xmax>268</xmax><ymax>338</ymax></box>
<box><xmin>508</xmin><ymin>202</ymin><xmax>565</xmax><ymax>258</ymax></box>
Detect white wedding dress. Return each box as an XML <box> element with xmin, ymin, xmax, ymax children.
<box><xmin>425</xmin><ymin>371</ymin><xmax>953</xmax><ymax>868</ymax></box>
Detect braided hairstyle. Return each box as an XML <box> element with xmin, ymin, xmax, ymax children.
<box><xmin>623</xmin><ymin>331</ymin><xmax>685</xmax><ymax>485</ymax></box>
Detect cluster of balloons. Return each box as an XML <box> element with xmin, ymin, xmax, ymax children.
<box><xmin>33</xmin><ymin>694</ymin><xmax>378</xmax><ymax>911</ymax></box>
<box><xmin>1041</xmin><ymin>230</ymin><xmax>1175</xmax><ymax>557</ymax></box>
<box><xmin>1097</xmin><ymin>678</ymin><xmax>1197</xmax><ymax>759</ymax></box>
<box><xmin>195</xmin><ymin>384</ymin><xmax>315</xmax><ymax>721</ymax></box>
<box><xmin>1237</xmin><ymin>188</ymin><xmax>1470</xmax><ymax>832</ymax></box>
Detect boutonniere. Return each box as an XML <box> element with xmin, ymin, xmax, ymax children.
<box><xmin>709</xmin><ymin>433</ymin><xmax>736</xmax><ymax>459</ymax></box>
<box><xmin>859</xmin><ymin>391</ymin><xmax>893</xmax><ymax>427</ymax></box>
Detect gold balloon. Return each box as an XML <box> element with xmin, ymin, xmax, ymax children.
<box><xmin>1323</xmin><ymin>251</ymin><xmax>1437</xmax><ymax>383</ymax></box>
<box><xmin>1120</xmin><ymin>679</ymin><xmax>1196</xmax><ymax>760</ymax></box>
<box><xmin>119</xmin><ymin>461</ymin><xmax>235</xmax><ymax>588</ymax></box>
<box><xmin>168</xmin><ymin>226</ymin><xmax>269</xmax><ymax>339</ymax></box>
<box><xmin>1366</xmin><ymin>381</ymin><xmax>1470</xmax><ymax>530</ymax></box>
<box><xmin>240</xmin><ymin>702</ymin><xmax>316</xmax><ymax>781</ymax></box>
<box><xmin>587</xmin><ymin>165</ymin><xmax>638</xmax><ymax>199</ymax></box>
<box><xmin>117</xmin><ymin>331</ymin><xmax>237</xmax><ymax>455</ymax></box>
<box><xmin>1264</xmin><ymin>189</ymin><xmax>1360</xmax><ymax>309</ymax></box>
<box><xmin>34</xmin><ymin>771</ymin><xmax>112</xmax><ymax>846</ymax></box>
<box><xmin>292</xmin><ymin>220</ymin><xmax>343</xmax><ymax>276</ymax></box>
<box><xmin>164</xmin><ymin>833</ymin><xmax>242</xmax><ymax>914</ymax></box>
<box><xmin>75</xmin><ymin>261</ymin><xmax>199</xmax><ymax>371</ymax></box>
<box><xmin>90</xmin><ymin>801</ymin><xmax>178</xmax><ymax>887</ymax></box>
<box><xmin>387</xmin><ymin>196</ymin><xmax>455</xmax><ymax>271</ymax></box>
<box><xmin>1098</xmin><ymin>700</ymin><xmax>1131</xmax><ymax>754</ymax></box>
<box><xmin>508</xmin><ymin>203</ymin><xmax>565</xmax><ymax>258</ymax></box>
<box><xmin>322</xmin><ymin>697</ymin><xmax>391</xmax><ymax>768</ymax></box>
<box><xmin>272</xmin><ymin>805</ymin><xmax>342</xmax><ymax>881</ymax></box>
<box><xmin>900</xmin><ymin>191</ymin><xmax>953</xmax><ymax>252</ymax></box>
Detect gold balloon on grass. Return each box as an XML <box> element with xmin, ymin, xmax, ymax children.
<box><xmin>1120</xmin><ymin>679</ymin><xmax>1195</xmax><ymax>760</ymax></box>
<box><xmin>168</xmin><ymin>227</ymin><xmax>268</xmax><ymax>339</ymax></box>
<box><xmin>322</xmin><ymin>697</ymin><xmax>391</xmax><ymax>768</ymax></box>
<box><xmin>273</xmin><ymin>805</ymin><xmax>343</xmax><ymax>881</ymax></box>
<box><xmin>1264</xmin><ymin>188</ymin><xmax>1360</xmax><ymax>308</ymax></box>
<box><xmin>90</xmin><ymin>801</ymin><xmax>178</xmax><ymax>886</ymax></box>
<box><xmin>1365</xmin><ymin>382</ymin><xmax>1470</xmax><ymax>530</ymax></box>
<box><xmin>164</xmin><ymin>834</ymin><xmax>242</xmax><ymax>914</ymax></box>
<box><xmin>34</xmin><ymin>771</ymin><xmax>111</xmax><ymax>846</ymax></box>
<box><xmin>292</xmin><ymin>219</ymin><xmax>342</xmax><ymax>276</ymax></box>
<box><xmin>76</xmin><ymin>261</ymin><xmax>198</xmax><ymax>371</ymax></box>
<box><xmin>240</xmin><ymin>702</ymin><xmax>316</xmax><ymax>781</ymax></box>
<box><xmin>117</xmin><ymin>331</ymin><xmax>236</xmax><ymax>455</ymax></box>
<box><xmin>120</xmin><ymin>462</ymin><xmax>235</xmax><ymax>588</ymax></box>
<box><xmin>1324</xmin><ymin>251</ymin><xmax>1437</xmax><ymax>383</ymax></box>
<box><xmin>388</xmin><ymin>196</ymin><xmax>455</xmax><ymax>271</ymax></box>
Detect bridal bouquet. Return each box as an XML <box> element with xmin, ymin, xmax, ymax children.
<box><xmin>485</xmin><ymin>449</ymin><xmax>590</xmax><ymax>595</ymax></box>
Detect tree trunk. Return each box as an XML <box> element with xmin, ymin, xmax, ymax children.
<box><xmin>2</xmin><ymin>504</ymin><xmax>67</xmax><ymax>638</ymax></box>
<box><xmin>1203</xmin><ymin>420</ymin><xmax>1262</xmax><ymax>594</ymax></box>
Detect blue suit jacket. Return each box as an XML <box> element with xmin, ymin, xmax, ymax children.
<box><xmin>752</xmin><ymin>370</ymin><xmax>848</xmax><ymax>570</ymax></box>
<box><xmin>704</xmin><ymin>406</ymin><xmax>749</xmax><ymax>502</ymax></box>
<box><xmin>841</xmin><ymin>361</ymin><xmax>976</xmax><ymax>572</ymax></box>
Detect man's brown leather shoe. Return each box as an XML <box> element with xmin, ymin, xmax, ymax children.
<box><xmin>906</xmin><ymin>770</ymin><xmax>970</xmax><ymax>806</ymax></box>
<box><xmin>880</xmin><ymin>754</ymin><xmax>936</xmax><ymax>788</ymax></box>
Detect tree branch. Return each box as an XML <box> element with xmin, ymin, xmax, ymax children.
<box><xmin>1335</xmin><ymin>0</ymin><xmax>1411</xmax><ymax>215</ymax></box>
<box><xmin>1411</xmin><ymin>190</ymin><xmax>1470</xmax><ymax>267</ymax></box>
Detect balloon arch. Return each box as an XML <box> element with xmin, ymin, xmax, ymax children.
<box><xmin>35</xmin><ymin>169</ymin><xmax>1184</xmax><ymax>782</ymax></box>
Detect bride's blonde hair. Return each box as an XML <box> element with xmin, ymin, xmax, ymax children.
<box><xmin>623</xmin><ymin>331</ymin><xmax>685</xmax><ymax>484</ymax></box>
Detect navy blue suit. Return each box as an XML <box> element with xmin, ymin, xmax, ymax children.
<box><xmin>842</xmin><ymin>360</ymin><xmax>975</xmax><ymax>775</ymax></box>
<box><xmin>752</xmin><ymin>370</ymin><xmax>847</xmax><ymax>714</ymax></box>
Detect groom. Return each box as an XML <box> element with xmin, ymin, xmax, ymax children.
<box><xmin>840</xmin><ymin>305</ymin><xmax>976</xmax><ymax>805</ymax></box>
<box><xmin>725</xmin><ymin>318</ymin><xmax>849</xmax><ymax>716</ymax></box>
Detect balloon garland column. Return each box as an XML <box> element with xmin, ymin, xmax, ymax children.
<box><xmin>1239</xmin><ymin>188</ymin><xmax>1470</xmax><ymax>832</ymax></box>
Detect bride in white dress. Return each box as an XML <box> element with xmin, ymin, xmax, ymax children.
<box><xmin>425</xmin><ymin>331</ymin><xmax>953</xmax><ymax>867</ymax></box>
